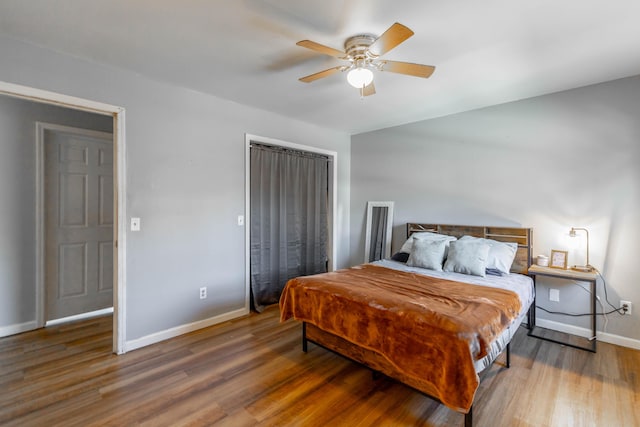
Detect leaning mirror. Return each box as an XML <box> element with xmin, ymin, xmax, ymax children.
<box><xmin>364</xmin><ymin>201</ymin><xmax>394</xmax><ymax>263</ymax></box>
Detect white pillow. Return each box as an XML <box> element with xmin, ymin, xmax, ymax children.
<box><xmin>443</xmin><ymin>240</ymin><xmax>491</xmax><ymax>277</ymax></box>
<box><xmin>407</xmin><ymin>239</ymin><xmax>448</xmax><ymax>271</ymax></box>
<box><xmin>399</xmin><ymin>232</ymin><xmax>457</xmax><ymax>254</ymax></box>
<box><xmin>459</xmin><ymin>235</ymin><xmax>517</xmax><ymax>275</ymax></box>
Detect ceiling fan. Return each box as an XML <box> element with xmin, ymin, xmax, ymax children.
<box><xmin>296</xmin><ymin>22</ymin><xmax>435</xmax><ymax>97</ymax></box>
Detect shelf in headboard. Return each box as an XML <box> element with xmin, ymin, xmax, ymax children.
<box><xmin>405</xmin><ymin>223</ymin><xmax>533</xmax><ymax>274</ymax></box>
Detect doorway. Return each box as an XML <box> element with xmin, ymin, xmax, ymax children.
<box><xmin>38</xmin><ymin>124</ymin><xmax>114</xmax><ymax>323</ymax></box>
<box><xmin>0</xmin><ymin>81</ymin><xmax>126</xmax><ymax>354</ymax></box>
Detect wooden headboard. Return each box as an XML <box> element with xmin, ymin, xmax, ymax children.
<box><xmin>406</xmin><ymin>223</ymin><xmax>533</xmax><ymax>274</ymax></box>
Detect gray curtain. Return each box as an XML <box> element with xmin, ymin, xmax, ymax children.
<box><xmin>368</xmin><ymin>207</ymin><xmax>388</xmax><ymax>262</ymax></box>
<box><xmin>250</xmin><ymin>143</ymin><xmax>329</xmax><ymax>312</ymax></box>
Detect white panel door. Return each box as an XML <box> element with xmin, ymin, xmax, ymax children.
<box><xmin>45</xmin><ymin>127</ymin><xmax>113</xmax><ymax>321</ymax></box>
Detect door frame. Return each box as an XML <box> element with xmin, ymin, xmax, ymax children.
<box><xmin>0</xmin><ymin>80</ymin><xmax>127</xmax><ymax>355</ymax></box>
<box><xmin>36</xmin><ymin>122</ymin><xmax>115</xmax><ymax>326</ymax></box>
<box><xmin>244</xmin><ymin>133</ymin><xmax>338</xmax><ymax>311</ymax></box>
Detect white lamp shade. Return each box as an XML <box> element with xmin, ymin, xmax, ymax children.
<box><xmin>347</xmin><ymin>68</ymin><xmax>374</xmax><ymax>88</ymax></box>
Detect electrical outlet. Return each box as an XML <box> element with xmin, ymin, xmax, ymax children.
<box><xmin>549</xmin><ymin>288</ymin><xmax>560</xmax><ymax>302</ymax></box>
<box><xmin>199</xmin><ymin>287</ymin><xmax>207</xmax><ymax>300</ymax></box>
<box><xmin>620</xmin><ymin>300</ymin><xmax>632</xmax><ymax>315</ymax></box>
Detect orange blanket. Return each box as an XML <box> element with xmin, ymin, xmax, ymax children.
<box><xmin>279</xmin><ymin>264</ymin><xmax>522</xmax><ymax>412</ymax></box>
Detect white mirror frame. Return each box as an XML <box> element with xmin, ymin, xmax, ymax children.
<box><xmin>364</xmin><ymin>201</ymin><xmax>394</xmax><ymax>263</ymax></box>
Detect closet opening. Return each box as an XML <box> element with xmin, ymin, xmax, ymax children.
<box><xmin>245</xmin><ymin>134</ymin><xmax>337</xmax><ymax>313</ymax></box>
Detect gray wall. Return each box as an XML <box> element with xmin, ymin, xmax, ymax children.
<box><xmin>351</xmin><ymin>75</ymin><xmax>640</xmax><ymax>341</ymax></box>
<box><xmin>0</xmin><ymin>95</ymin><xmax>112</xmax><ymax>327</ymax></box>
<box><xmin>0</xmin><ymin>35</ymin><xmax>350</xmax><ymax>342</ymax></box>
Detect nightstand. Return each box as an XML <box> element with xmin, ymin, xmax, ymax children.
<box><xmin>527</xmin><ymin>264</ymin><xmax>598</xmax><ymax>352</ymax></box>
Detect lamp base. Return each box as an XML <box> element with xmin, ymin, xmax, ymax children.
<box><xmin>571</xmin><ymin>265</ymin><xmax>594</xmax><ymax>272</ymax></box>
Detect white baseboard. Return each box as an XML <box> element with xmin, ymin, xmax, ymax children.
<box><xmin>536</xmin><ymin>318</ymin><xmax>640</xmax><ymax>350</ymax></box>
<box><xmin>46</xmin><ymin>307</ymin><xmax>114</xmax><ymax>327</ymax></box>
<box><xmin>124</xmin><ymin>307</ymin><xmax>249</xmax><ymax>353</ymax></box>
<box><xmin>0</xmin><ymin>320</ymin><xmax>38</xmax><ymax>338</ymax></box>
<box><xmin>0</xmin><ymin>308</ymin><xmax>113</xmax><ymax>338</ymax></box>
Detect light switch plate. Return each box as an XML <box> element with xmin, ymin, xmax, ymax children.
<box><xmin>549</xmin><ymin>288</ymin><xmax>560</xmax><ymax>302</ymax></box>
<box><xmin>237</xmin><ymin>215</ymin><xmax>244</xmax><ymax>226</ymax></box>
<box><xmin>131</xmin><ymin>217</ymin><xmax>141</xmax><ymax>231</ymax></box>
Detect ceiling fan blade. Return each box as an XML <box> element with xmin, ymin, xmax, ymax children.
<box><xmin>368</xmin><ymin>23</ymin><xmax>414</xmax><ymax>57</ymax></box>
<box><xmin>296</xmin><ymin>40</ymin><xmax>348</xmax><ymax>59</ymax></box>
<box><xmin>379</xmin><ymin>60</ymin><xmax>435</xmax><ymax>78</ymax></box>
<box><xmin>299</xmin><ymin>66</ymin><xmax>343</xmax><ymax>83</ymax></box>
<box><xmin>362</xmin><ymin>82</ymin><xmax>376</xmax><ymax>96</ymax></box>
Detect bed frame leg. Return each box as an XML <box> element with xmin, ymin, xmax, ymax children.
<box><xmin>506</xmin><ymin>342</ymin><xmax>511</xmax><ymax>368</ymax></box>
<box><xmin>302</xmin><ymin>322</ymin><xmax>308</xmax><ymax>353</ymax></box>
<box><xmin>465</xmin><ymin>406</ymin><xmax>472</xmax><ymax>427</ymax></box>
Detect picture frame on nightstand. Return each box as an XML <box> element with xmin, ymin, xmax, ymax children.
<box><xmin>550</xmin><ymin>249</ymin><xmax>568</xmax><ymax>269</ymax></box>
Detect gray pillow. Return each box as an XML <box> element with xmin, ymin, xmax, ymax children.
<box><xmin>459</xmin><ymin>235</ymin><xmax>517</xmax><ymax>275</ymax></box>
<box><xmin>407</xmin><ymin>239</ymin><xmax>448</xmax><ymax>271</ymax></box>
<box><xmin>399</xmin><ymin>232</ymin><xmax>457</xmax><ymax>255</ymax></box>
<box><xmin>443</xmin><ymin>240</ymin><xmax>491</xmax><ymax>277</ymax></box>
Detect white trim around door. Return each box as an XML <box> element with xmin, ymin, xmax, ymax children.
<box><xmin>0</xmin><ymin>80</ymin><xmax>127</xmax><ymax>355</ymax></box>
<box><xmin>244</xmin><ymin>133</ymin><xmax>338</xmax><ymax>312</ymax></box>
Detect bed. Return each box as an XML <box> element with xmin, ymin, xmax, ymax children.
<box><xmin>280</xmin><ymin>223</ymin><xmax>533</xmax><ymax>426</ymax></box>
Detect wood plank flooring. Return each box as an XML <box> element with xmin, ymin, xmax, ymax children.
<box><xmin>1</xmin><ymin>307</ymin><xmax>639</xmax><ymax>426</ymax></box>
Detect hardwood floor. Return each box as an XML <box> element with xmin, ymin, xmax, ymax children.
<box><xmin>1</xmin><ymin>308</ymin><xmax>639</xmax><ymax>426</ymax></box>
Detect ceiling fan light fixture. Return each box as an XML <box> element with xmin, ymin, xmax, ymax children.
<box><xmin>347</xmin><ymin>67</ymin><xmax>373</xmax><ymax>88</ymax></box>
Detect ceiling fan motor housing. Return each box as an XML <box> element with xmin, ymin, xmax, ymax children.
<box><xmin>344</xmin><ymin>34</ymin><xmax>377</xmax><ymax>66</ymax></box>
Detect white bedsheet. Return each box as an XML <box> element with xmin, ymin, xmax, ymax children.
<box><xmin>373</xmin><ymin>259</ymin><xmax>534</xmax><ymax>372</ymax></box>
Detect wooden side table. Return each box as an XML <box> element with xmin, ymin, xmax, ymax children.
<box><xmin>527</xmin><ymin>264</ymin><xmax>598</xmax><ymax>352</ymax></box>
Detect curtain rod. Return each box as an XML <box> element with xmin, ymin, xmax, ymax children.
<box><xmin>250</xmin><ymin>143</ymin><xmax>332</xmax><ymax>161</ymax></box>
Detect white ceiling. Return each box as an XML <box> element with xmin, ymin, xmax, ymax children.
<box><xmin>1</xmin><ymin>0</ymin><xmax>639</xmax><ymax>134</ymax></box>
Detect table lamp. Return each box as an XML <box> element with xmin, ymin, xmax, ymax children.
<box><xmin>569</xmin><ymin>227</ymin><xmax>593</xmax><ymax>272</ymax></box>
